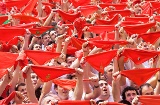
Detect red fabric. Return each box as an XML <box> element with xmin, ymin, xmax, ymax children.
<box><xmin>100</xmin><ymin>32</ymin><xmax>115</xmax><ymax>40</ymax></box>
<box><xmin>0</xmin><ymin>36</ymin><xmax>19</xmax><ymax>52</ymax></box>
<box><xmin>138</xmin><ymin>31</ymin><xmax>160</xmax><ymax>44</ymax></box>
<box><xmin>0</xmin><ymin>28</ymin><xmax>25</xmax><ymax>42</ymax></box>
<box><xmin>69</xmin><ymin>0</ymin><xmax>91</xmax><ymax>8</ymax></box>
<box><xmin>12</xmin><ymin>14</ymin><xmax>40</xmax><ymax>23</ymax></box>
<box><xmin>96</xmin><ymin>14</ymin><xmax>119</xmax><ymax>25</ymax></box>
<box><xmin>0</xmin><ymin>69</ymin><xmax>8</xmax><ymax>79</ymax></box>
<box><xmin>88</xmin><ymin>25</ymin><xmax>115</xmax><ymax>34</ymax></box>
<box><xmin>99</xmin><ymin>3</ymin><xmax>127</xmax><ymax>10</ymax></box>
<box><xmin>79</xmin><ymin>5</ymin><xmax>98</xmax><ymax>17</ymax></box>
<box><xmin>139</xmin><ymin>95</ymin><xmax>160</xmax><ymax>105</ymax></box>
<box><xmin>13</xmin><ymin>23</ymin><xmax>37</xmax><ymax>28</ymax></box>
<box><xmin>58</xmin><ymin>100</ymin><xmax>91</xmax><ymax>105</ymax></box>
<box><xmin>121</xmin><ymin>68</ymin><xmax>159</xmax><ymax>86</ymax></box>
<box><xmin>122</xmin><ymin>48</ymin><xmax>158</xmax><ymax>65</ymax></box>
<box><xmin>25</xmin><ymin>50</ymin><xmax>60</xmax><ymax>65</ymax></box>
<box><xmin>5</xmin><ymin>0</ymin><xmax>29</xmax><ymax>9</ymax></box>
<box><xmin>73</xmin><ymin>17</ymin><xmax>87</xmax><ymax>38</ymax></box>
<box><xmin>120</xmin><ymin>21</ymin><xmax>141</xmax><ymax>26</ymax></box>
<box><xmin>17</xmin><ymin>104</ymin><xmax>38</xmax><ymax>105</ymax></box>
<box><xmin>52</xmin><ymin>79</ymin><xmax>76</xmax><ymax>90</ymax></box>
<box><xmin>107</xmin><ymin>10</ymin><xmax>131</xmax><ymax>18</ymax></box>
<box><xmin>15</xmin><ymin>52</ymin><xmax>28</xmax><ymax>69</ymax></box>
<box><xmin>67</xmin><ymin>46</ymin><xmax>78</xmax><ymax>55</ymax></box>
<box><xmin>71</xmin><ymin>37</ymin><xmax>86</xmax><ymax>50</ymax></box>
<box><xmin>0</xmin><ymin>15</ymin><xmax>8</xmax><ymax>25</ymax></box>
<box><xmin>29</xmin><ymin>26</ymin><xmax>53</xmax><ymax>36</ymax></box>
<box><xmin>101</xmin><ymin>0</ymin><xmax>112</xmax><ymax>3</ymax></box>
<box><xmin>0</xmin><ymin>91</ymin><xmax>16</xmax><ymax>105</ymax></box>
<box><xmin>0</xmin><ymin>2</ymin><xmax>6</xmax><ymax>14</ymax></box>
<box><xmin>31</xmin><ymin>65</ymin><xmax>75</xmax><ymax>82</ymax></box>
<box><xmin>0</xmin><ymin>52</ymin><xmax>18</xmax><ymax>69</ymax></box>
<box><xmin>57</xmin><ymin>10</ymin><xmax>81</xmax><ymax>23</ymax></box>
<box><xmin>125</xmin><ymin>17</ymin><xmax>149</xmax><ymax>23</ymax></box>
<box><xmin>1</xmin><ymin>84</ymin><xmax>11</xmax><ymax>98</ymax></box>
<box><xmin>123</xmin><ymin>22</ymin><xmax>156</xmax><ymax>35</ymax></box>
<box><xmin>85</xmin><ymin>50</ymin><xmax>117</xmax><ymax>73</ymax></box>
<box><xmin>88</xmin><ymin>40</ymin><xmax>128</xmax><ymax>50</ymax></box>
<box><xmin>21</xmin><ymin>0</ymin><xmax>38</xmax><ymax>14</ymax></box>
<box><xmin>142</xmin><ymin>2</ymin><xmax>153</xmax><ymax>16</ymax></box>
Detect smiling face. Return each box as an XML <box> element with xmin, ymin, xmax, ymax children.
<box><xmin>99</xmin><ymin>80</ymin><xmax>110</xmax><ymax>98</ymax></box>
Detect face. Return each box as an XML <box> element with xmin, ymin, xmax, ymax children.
<box><xmin>142</xmin><ymin>86</ymin><xmax>154</xmax><ymax>95</ymax></box>
<box><xmin>104</xmin><ymin>65</ymin><xmax>113</xmax><ymax>80</ymax></box>
<box><xmin>33</xmin><ymin>44</ymin><xmax>42</xmax><ymax>50</ymax></box>
<box><xmin>99</xmin><ymin>80</ymin><xmax>110</xmax><ymax>97</ymax></box>
<box><xmin>50</xmin><ymin>31</ymin><xmax>57</xmax><ymax>41</ymax></box>
<box><xmin>125</xmin><ymin>90</ymin><xmax>137</xmax><ymax>103</ymax></box>
<box><xmin>18</xmin><ymin>85</ymin><xmax>27</xmax><ymax>97</ymax></box>
<box><xmin>40</xmin><ymin>94</ymin><xmax>60</xmax><ymax>105</ymax></box>
<box><xmin>56</xmin><ymin>86</ymin><xmax>69</xmax><ymax>100</ymax></box>
<box><xmin>31</xmin><ymin>73</ymin><xmax>38</xmax><ymax>86</ymax></box>
<box><xmin>66</xmin><ymin>56</ymin><xmax>76</xmax><ymax>67</ymax></box>
<box><xmin>42</xmin><ymin>34</ymin><xmax>51</xmax><ymax>46</ymax></box>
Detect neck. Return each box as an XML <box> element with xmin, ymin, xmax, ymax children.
<box><xmin>98</xmin><ymin>95</ymin><xmax>110</xmax><ymax>100</ymax></box>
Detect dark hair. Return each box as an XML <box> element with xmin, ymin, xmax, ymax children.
<box><xmin>122</xmin><ymin>86</ymin><xmax>139</xmax><ymax>100</ymax></box>
<box><xmin>139</xmin><ymin>83</ymin><xmax>153</xmax><ymax>95</ymax></box>
<box><xmin>35</xmin><ymin>87</ymin><xmax>42</xmax><ymax>100</ymax></box>
<box><xmin>119</xmin><ymin>100</ymin><xmax>131</xmax><ymax>105</ymax></box>
<box><xmin>15</xmin><ymin>83</ymin><xmax>26</xmax><ymax>91</ymax></box>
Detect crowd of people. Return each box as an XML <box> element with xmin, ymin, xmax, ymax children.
<box><xmin>0</xmin><ymin>0</ymin><xmax>160</xmax><ymax>105</ymax></box>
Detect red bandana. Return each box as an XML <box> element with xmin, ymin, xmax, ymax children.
<box><xmin>25</xmin><ymin>50</ymin><xmax>60</xmax><ymax>65</ymax></box>
<box><xmin>122</xmin><ymin>48</ymin><xmax>158</xmax><ymax>65</ymax></box>
<box><xmin>31</xmin><ymin>65</ymin><xmax>75</xmax><ymax>82</ymax></box>
<box><xmin>121</xmin><ymin>68</ymin><xmax>159</xmax><ymax>86</ymax></box>
<box><xmin>85</xmin><ymin>50</ymin><xmax>117</xmax><ymax>73</ymax></box>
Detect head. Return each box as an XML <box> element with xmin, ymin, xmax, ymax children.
<box><xmin>31</xmin><ymin>72</ymin><xmax>38</xmax><ymax>86</ymax></box>
<box><xmin>32</xmin><ymin>44</ymin><xmax>42</xmax><ymax>50</ymax></box>
<box><xmin>49</xmin><ymin>30</ymin><xmax>57</xmax><ymax>41</ymax></box>
<box><xmin>104</xmin><ymin>65</ymin><xmax>113</xmax><ymax>81</ymax></box>
<box><xmin>54</xmin><ymin>84</ymin><xmax>69</xmax><ymax>100</ymax></box>
<box><xmin>99</xmin><ymin>79</ymin><xmax>110</xmax><ymax>98</ymax></box>
<box><xmin>139</xmin><ymin>83</ymin><xmax>154</xmax><ymax>95</ymax></box>
<box><xmin>40</xmin><ymin>93</ymin><xmax>60</xmax><ymax>105</ymax></box>
<box><xmin>41</xmin><ymin>33</ymin><xmax>51</xmax><ymax>46</ymax></box>
<box><xmin>122</xmin><ymin>86</ymin><xmax>139</xmax><ymax>103</ymax></box>
<box><xmin>15</xmin><ymin>83</ymin><xmax>27</xmax><ymax>97</ymax></box>
<box><xmin>66</xmin><ymin>55</ymin><xmax>76</xmax><ymax>67</ymax></box>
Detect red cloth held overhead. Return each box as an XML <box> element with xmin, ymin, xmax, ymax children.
<box><xmin>107</xmin><ymin>10</ymin><xmax>131</xmax><ymax>18</ymax></box>
<box><xmin>0</xmin><ymin>69</ymin><xmax>8</xmax><ymax>79</ymax></box>
<box><xmin>122</xmin><ymin>48</ymin><xmax>158</xmax><ymax>65</ymax></box>
<box><xmin>52</xmin><ymin>79</ymin><xmax>76</xmax><ymax>90</ymax></box>
<box><xmin>120</xmin><ymin>21</ymin><xmax>141</xmax><ymax>26</ymax></box>
<box><xmin>120</xmin><ymin>68</ymin><xmax>159</xmax><ymax>86</ymax></box>
<box><xmin>88</xmin><ymin>25</ymin><xmax>115</xmax><ymax>34</ymax></box>
<box><xmin>5</xmin><ymin>0</ymin><xmax>30</xmax><ymax>9</ymax></box>
<box><xmin>12</xmin><ymin>14</ymin><xmax>40</xmax><ymax>23</ymax></box>
<box><xmin>67</xmin><ymin>46</ymin><xmax>78</xmax><ymax>55</ymax></box>
<box><xmin>138</xmin><ymin>31</ymin><xmax>160</xmax><ymax>44</ymax></box>
<box><xmin>139</xmin><ymin>95</ymin><xmax>160</xmax><ymax>105</ymax></box>
<box><xmin>89</xmin><ymin>40</ymin><xmax>128</xmax><ymax>50</ymax></box>
<box><xmin>123</xmin><ymin>22</ymin><xmax>156</xmax><ymax>35</ymax></box>
<box><xmin>71</xmin><ymin>37</ymin><xmax>86</xmax><ymax>50</ymax></box>
<box><xmin>100</xmin><ymin>32</ymin><xmax>115</xmax><ymax>40</ymax></box>
<box><xmin>69</xmin><ymin>0</ymin><xmax>91</xmax><ymax>8</ymax></box>
<box><xmin>57</xmin><ymin>10</ymin><xmax>81</xmax><ymax>23</ymax></box>
<box><xmin>29</xmin><ymin>26</ymin><xmax>53</xmax><ymax>36</ymax></box>
<box><xmin>0</xmin><ymin>28</ymin><xmax>25</xmax><ymax>42</ymax></box>
<box><xmin>21</xmin><ymin>0</ymin><xmax>38</xmax><ymax>14</ymax></box>
<box><xmin>79</xmin><ymin>5</ymin><xmax>98</xmax><ymax>17</ymax></box>
<box><xmin>0</xmin><ymin>15</ymin><xmax>8</xmax><ymax>25</ymax></box>
<box><xmin>31</xmin><ymin>65</ymin><xmax>75</xmax><ymax>82</ymax></box>
<box><xmin>96</xmin><ymin>14</ymin><xmax>119</xmax><ymax>25</ymax></box>
<box><xmin>85</xmin><ymin>50</ymin><xmax>117</xmax><ymax>73</ymax></box>
<box><xmin>0</xmin><ymin>52</ymin><xmax>18</xmax><ymax>69</ymax></box>
<box><xmin>125</xmin><ymin>17</ymin><xmax>149</xmax><ymax>23</ymax></box>
<box><xmin>99</xmin><ymin>3</ymin><xmax>127</xmax><ymax>10</ymax></box>
<box><xmin>25</xmin><ymin>50</ymin><xmax>60</xmax><ymax>65</ymax></box>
